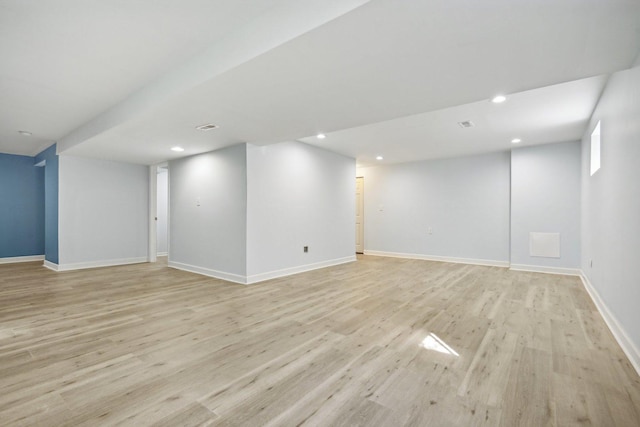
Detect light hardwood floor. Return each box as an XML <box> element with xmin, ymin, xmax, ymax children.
<box><xmin>1</xmin><ymin>256</ymin><xmax>639</xmax><ymax>426</ymax></box>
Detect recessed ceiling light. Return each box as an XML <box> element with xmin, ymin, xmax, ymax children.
<box><xmin>171</xmin><ymin>146</ymin><xmax>185</xmax><ymax>152</ymax></box>
<box><xmin>18</xmin><ymin>130</ymin><xmax>32</xmax><ymax>136</ymax></box>
<box><xmin>492</xmin><ymin>95</ymin><xmax>507</xmax><ymax>103</ymax></box>
<box><xmin>317</xmin><ymin>133</ymin><xmax>326</xmax><ymax>139</ymax></box>
<box><xmin>457</xmin><ymin>121</ymin><xmax>474</xmax><ymax>128</ymax></box>
<box><xmin>511</xmin><ymin>138</ymin><xmax>522</xmax><ymax>144</ymax></box>
<box><xmin>195</xmin><ymin>124</ymin><xmax>219</xmax><ymax>131</ymax></box>
<box><xmin>376</xmin><ymin>155</ymin><xmax>383</xmax><ymax>160</ymax></box>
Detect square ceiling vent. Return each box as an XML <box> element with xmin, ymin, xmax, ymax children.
<box><xmin>196</xmin><ymin>124</ymin><xmax>219</xmax><ymax>131</ymax></box>
<box><xmin>457</xmin><ymin>120</ymin><xmax>475</xmax><ymax>128</ymax></box>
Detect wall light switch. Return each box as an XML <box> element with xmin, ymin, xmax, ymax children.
<box><xmin>196</xmin><ymin>198</ymin><xmax>201</xmax><ymax>207</ymax></box>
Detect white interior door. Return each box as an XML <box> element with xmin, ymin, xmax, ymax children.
<box><xmin>356</xmin><ymin>177</ymin><xmax>364</xmax><ymax>253</ymax></box>
<box><xmin>148</xmin><ymin>165</ymin><xmax>158</xmax><ymax>262</ymax></box>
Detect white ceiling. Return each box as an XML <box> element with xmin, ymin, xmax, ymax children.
<box><xmin>1</xmin><ymin>0</ymin><xmax>639</xmax><ymax>165</ymax></box>
<box><xmin>301</xmin><ymin>75</ymin><xmax>608</xmax><ymax>165</ymax></box>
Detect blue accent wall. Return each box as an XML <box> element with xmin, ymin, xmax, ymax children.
<box><xmin>35</xmin><ymin>144</ymin><xmax>59</xmax><ymax>264</ymax></box>
<box><xmin>0</xmin><ymin>153</ymin><xmax>45</xmax><ymax>258</ymax></box>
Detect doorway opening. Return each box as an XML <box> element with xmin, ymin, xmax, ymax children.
<box><xmin>149</xmin><ymin>163</ymin><xmax>169</xmax><ymax>264</ymax></box>
<box><xmin>156</xmin><ymin>165</ymin><xmax>169</xmax><ymax>259</ymax></box>
<box><xmin>356</xmin><ymin>176</ymin><xmax>364</xmax><ymax>254</ymax></box>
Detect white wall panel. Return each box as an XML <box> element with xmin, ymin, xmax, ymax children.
<box><xmin>581</xmin><ymin>62</ymin><xmax>640</xmax><ymax>371</ymax></box>
<box><xmin>58</xmin><ymin>155</ymin><xmax>148</xmax><ymax>267</ymax></box>
<box><xmin>511</xmin><ymin>141</ymin><xmax>581</xmax><ymax>269</ymax></box>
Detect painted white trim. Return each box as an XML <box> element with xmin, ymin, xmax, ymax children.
<box><xmin>363</xmin><ymin>250</ymin><xmax>509</xmax><ymax>268</ymax></box>
<box><xmin>580</xmin><ymin>271</ymin><xmax>640</xmax><ymax>376</ymax></box>
<box><xmin>246</xmin><ymin>256</ymin><xmax>356</xmax><ymax>284</ymax></box>
<box><xmin>168</xmin><ymin>261</ymin><xmax>248</xmax><ymax>285</ymax></box>
<box><xmin>0</xmin><ymin>255</ymin><xmax>45</xmax><ymax>264</ymax></box>
<box><xmin>168</xmin><ymin>256</ymin><xmax>357</xmax><ymax>285</ymax></box>
<box><xmin>56</xmin><ymin>257</ymin><xmax>148</xmax><ymax>272</ymax></box>
<box><xmin>157</xmin><ymin>252</ymin><xmax>168</xmax><ymax>257</ymax></box>
<box><xmin>509</xmin><ymin>264</ymin><xmax>581</xmax><ymax>276</ymax></box>
<box><xmin>43</xmin><ymin>260</ymin><xmax>59</xmax><ymax>271</ymax></box>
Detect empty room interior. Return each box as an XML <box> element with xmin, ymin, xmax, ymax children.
<box><xmin>1</xmin><ymin>1</ymin><xmax>640</xmax><ymax>426</ymax></box>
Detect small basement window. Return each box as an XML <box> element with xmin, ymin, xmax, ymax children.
<box><xmin>590</xmin><ymin>121</ymin><xmax>601</xmax><ymax>176</ymax></box>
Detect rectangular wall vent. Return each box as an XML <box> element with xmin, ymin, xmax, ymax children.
<box><xmin>529</xmin><ymin>232</ymin><xmax>560</xmax><ymax>258</ymax></box>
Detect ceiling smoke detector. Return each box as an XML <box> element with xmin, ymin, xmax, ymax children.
<box><xmin>195</xmin><ymin>124</ymin><xmax>219</xmax><ymax>131</ymax></box>
<box><xmin>457</xmin><ymin>121</ymin><xmax>475</xmax><ymax>128</ymax></box>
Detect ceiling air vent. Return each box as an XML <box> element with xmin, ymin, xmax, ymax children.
<box><xmin>196</xmin><ymin>124</ymin><xmax>219</xmax><ymax>131</ymax></box>
<box><xmin>457</xmin><ymin>121</ymin><xmax>475</xmax><ymax>128</ymax></box>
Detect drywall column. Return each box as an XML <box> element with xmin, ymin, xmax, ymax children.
<box><xmin>35</xmin><ymin>144</ymin><xmax>59</xmax><ymax>265</ymax></box>
<box><xmin>168</xmin><ymin>144</ymin><xmax>247</xmax><ymax>282</ymax></box>
<box><xmin>246</xmin><ymin>141</ymin><xmax>356</xmax><ymax>282</ymax></box>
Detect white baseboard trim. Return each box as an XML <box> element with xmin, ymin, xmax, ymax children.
<box><xmin>579</xmin><ymin>271</ymin><xmax>640</xmax><ymax>376</ymax></box>
<box><xmin>0</xmin><ymin>255</ymin><xmax>45</xmax><ymax>264</ymax></box>
<box><xmin>55</xmin><ymin>257</ymin><xmax>148</xmax><ymax>272</ymax></box>
<box><xmin>168</xmin><ymin>261</ymin><xmax>248</xmax><ymax>285</ymax></box>
<box><xmin>43</xmin><ymin>260</ymin><xmax>59</xmax><ymax>271</ymax></box>
<box><xmin>246</xmin><ymin>256</ymin><xmax>357</xmax><ymax>284</ymax></box>
<box><xmin>363</xmin><ymin>250</ymin><xmax>509</xmax><ymax>268</ymax></box>
<box><xmin>157</xmin><ymin>252</ymin><xmax>168</xmax><ymax>257</ymax></box>
<box><xmin>169</xmin><ymin>256</ymin><xmax>357</xmax><ymax>285</ymax></box>
<box><xmin>509</xmin><ymin>264</ymin><xmax>581</xmax><ymax>276</ymax></box>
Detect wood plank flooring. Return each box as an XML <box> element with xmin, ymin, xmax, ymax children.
<box><xmin>1</xmin><ymin>256</ymin><xmax>639</xmax><ymax>426</ymax></box>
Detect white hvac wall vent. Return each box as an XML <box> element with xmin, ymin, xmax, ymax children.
<box><xmin>457</xmin><ymin>121</ymin><xmax>475</xmax><ymax>128</ymax></box>
<box><xmin>529</xmin><ymin>232</ymin><xmax>560</xmax><ymax>258</ymax></box>
<box><xmin>196</xmin><ymin>124</ymin><xmax>219</xmax><ymax>131</ymax></box>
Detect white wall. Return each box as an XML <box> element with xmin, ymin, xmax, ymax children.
<box><xmin>510</xmin><ymin>141</ymin><xmax>581</xmax><ymax>272</ymax></box>
<box><xmin>169</xmin><ymin>144</ymin><xmax>247</xmax><ymax>280</ymax></box>
<box><xmin>156</xmin><ymin>168</ymin><xmax>168</xmax><ymax>255</ymax></box>
<box><xmin>246</xmin><ymin>142</ymin><xmax>355</xmax><ymax>281</ymax></box>
<box><xmin>58</xmin><ymin>155</ymin><xmax>148</xmax><ymax>268</ymax></box>
<box><xmin>357</xmin><ymin>151</ymin><xmax>511</xmax><ymax>265</ymax></box>
<box><xmin>581</xmin><ymin>61</ymin><xmax>640</xmax><ymax>371</ymax></box>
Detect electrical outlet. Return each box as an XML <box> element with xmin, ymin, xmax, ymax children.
<box><xmin>428</xmin><ymin>227</ymin><xmax>432</xmax><ymax>235</ymax></box>
<box><xmin>303</xmin><ymin>246</ymin><xmax>308</xmax><ymax>253</ymax></box>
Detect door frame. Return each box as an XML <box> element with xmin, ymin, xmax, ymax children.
<box><xmin>148</xmin><ymin>165</ymin><xmax>158</xmax><ymax>262</ymax></box>
<box><xmin>148</xmin><ymin>162</ymin><xmax>169</xmax><ymax>262</ymax></box>
<box><xmin>356</xmin><ymin>176</ymin><xmax>364</xmax><ymax>254</ymax></box>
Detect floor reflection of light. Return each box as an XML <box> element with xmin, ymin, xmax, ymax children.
<box><xmin>420</xmin><ymin>333</ymin><xmax>459</xmax><ymax>357</ymax></box>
